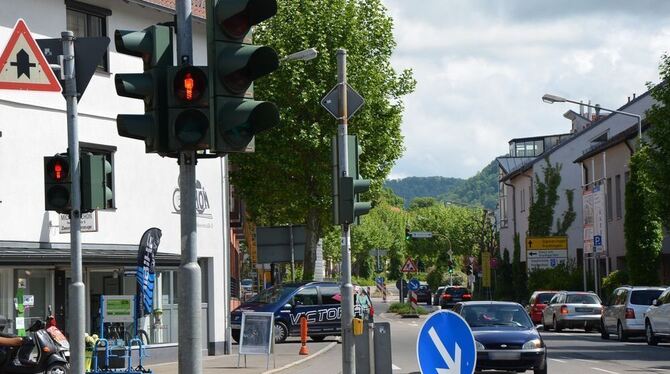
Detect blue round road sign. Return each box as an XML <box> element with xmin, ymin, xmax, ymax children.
<box><xmin>417</xmin><ymin>310</ymin><xmax>477</xmax><ymax>374</ymax></box>
<box><xmin>408</xmin><ymin>278</ymin><xmax>420</xmax><ymax>291</ymax></box>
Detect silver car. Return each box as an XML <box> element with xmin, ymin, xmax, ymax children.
<box><xmin>601</xmin><ymin>286</ymin><xmax>664</xmax><ymax>341</ymax></box>
<box><xmin>542</xmin><ymin>291</ymin><xmax>602</xmax><ymax>332</ymax></box>
<box><xmin>644</xmin><ymin>286</ymin><xmax>670</xmax><ymax>345</ymax></box>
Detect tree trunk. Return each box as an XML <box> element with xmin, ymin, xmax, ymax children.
<box><xmin>302</xmin><ymin>208</ymin><xmax>320</xmax><ymax>281</ymax></box>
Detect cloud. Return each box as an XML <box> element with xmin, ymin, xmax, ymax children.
<box><xmin>383</xmin><ymin>0</ymin><xmax>670</xmax><ymax>178</ymax></box>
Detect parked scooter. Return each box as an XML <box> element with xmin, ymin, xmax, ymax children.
<box><xmin>0</xmin><ymin>314</ymin><xmax>69</xmax><ymax>374</ymax></box>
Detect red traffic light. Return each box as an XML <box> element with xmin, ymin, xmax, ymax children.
<box><xmin>47</xmin><ymin>157</ymin><xmax>69</xmax><ymax>182</ymax></box>
<box><xmin>174</xmin><ymin>67</ymin><xmax>207</xmax><ymax>103</ymax></box>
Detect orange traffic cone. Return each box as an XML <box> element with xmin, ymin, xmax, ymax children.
<box><xmin>299</xmin><ymin>316</ymin><xmax>309</xmax><ymax>355</ymax></box>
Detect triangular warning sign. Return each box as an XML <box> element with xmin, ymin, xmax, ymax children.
<box><xmin>401</xmin><ymin>257</ymin><xmax>417</xmax><ymax>273</ymax></box>
<box><xmin>0</xmin><ymin>19</ymin><xmax>61</xmax><ymax>92</ymax></box>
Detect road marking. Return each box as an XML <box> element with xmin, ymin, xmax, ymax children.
<box><xmin>576</xmin><ymin>359</ymin><xmax>598</xmax><ymax>363</ymax></box>
<box><xmin>392</xmin><ymin>364</ymin><xmax>401</xmax><ymax>370</ymax></box>
<box><xmin>592</xmin><ymin>368</ymin><xmax>619</xmax><ymax>374</ymax></box>
<box><xmin>549</xmin><ymin>358</ymin><xmax>567</xmax><ymax>363</ymax></box>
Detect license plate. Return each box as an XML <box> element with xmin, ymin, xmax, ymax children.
<box><xmin>489</xmin><ymin>352</ymin><xmax>521</xmax><ymax>360</ymax></box>
<box><xmin>453</xmin><ymin>298</ymin><xmax>462</xmax><ymax>301</ymax></box>
<box><xmin>575</xmin><ymin>308</ymin><xmax>592</xmax><ymax>312</ymax></box>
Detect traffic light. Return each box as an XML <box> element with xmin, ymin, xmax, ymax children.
<box><xmin>166</xmin><ymin>65</ymin><xmax>210</xmax><ymax>150</ymax></box>
<box><xmin>115</xmin><ymin>25</ymin><xmax>173</xmax><ymax>154</ymax></box>
<box><xmin>44</xmin><ymin>155</ymin><xmax>71</xmax><ymax>213</ymax></box>
<box><xmin>448</xmin><ymin>261</ymin><xmax>454</xmax><ymax>274</ymax></box>
<box><xmin>207</xmin><ymin>0</ymin><xmax>280</xmax><ymax>153</ymax></box>
<box><xmin>81</xmin><ymin>153</ymin><xmax>113</xmax><ymax>212</ymax></box>
<box><xmin>338</xmin><ymin>176</ymin><xmax>372</xmax><ymax>224</ymax></box>
<box><xmin>405</xmin><ymin>228</ymin><xmax>412</xmax><ymax>241</ymax></box>
<box><xmin>467</xmin><ymin>264</ymin><xmax>474</xmax><ymax>275</ymax></box>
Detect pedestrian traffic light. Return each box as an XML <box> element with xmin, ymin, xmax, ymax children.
<box><xmin>405</xmin><ymin>228</ymin><xmax>412</xmax><ymax>241</ymax></box>
<box><xmin>81</xmin><ymin>153</ymin><xmax>113</xmax><ymax>212</ymax></box>
<box><xmin>206</xmin><ymin>0</ymin><xmax>280</xmax><ymax>153</ymax></box>
<box><xmin>44</xmin><ymin>154</ymin><xmax>71</xmax><ymax>213</ymax></box>
<box><xmin>115</xmin><ymin>25</ymin><xmax>173</xmax><ymax>154</ymax></box>
<box><xmin>166</xmin><ymin>65</ymin><xmax>210</xmax><ymax>150</ymax></box>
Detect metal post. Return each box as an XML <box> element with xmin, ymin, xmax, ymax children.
<box><xmin>290</xmin><ymin>224</ymin><xmax>295</xmax><ymax>282</ymax></box>
<box><xmin>583</xmin><ymin>253</ymin><xmax>587</xmax><ymax>292</ymax></box>
<box><xmin>337</xmin><ymin>48</ymin><xmax>355</xmax><ymax>374</ymax></box>
<box><xmin>176</xmin><ymin>1</ymin><xmax>202</xmax><ymax>373</ymax></box>
<box><xmin>221</xmin><ymin>156</ymin><xmax>232</xmax><ymax>355</ymax></box>
<box><xmin>63</xmin><ymin>30</ymin><xmax>85</xmax><ymax>374</ymax></box>
<box><xmin>594</xmin><ymin>254</ymin><xmax>599</xmax><ymax>296</ymax></box>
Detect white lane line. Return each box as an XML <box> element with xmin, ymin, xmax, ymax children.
<box><xmin>549</xmin><ymin>358</ymin><xmax>567</xmax><ymax>363</ymax></box>
<box><xmin>392</xmin><ymin>364</ymin><xmax>401</xmax><ymax>370</ymax></box>
<box><xmin>576</xmin><ymin>359</ymin><xmax>598</xmax><ymax>363</ymax></box>
<box><xmin>592</xmin><ymin>368</ymin><xmax>620</xmax><ymax>374</ymax></box>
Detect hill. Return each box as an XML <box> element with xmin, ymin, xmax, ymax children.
<box><xmin>385</xmin><ymin>160</ymin><xmax>498</xmax><ymax>210</ymax></box>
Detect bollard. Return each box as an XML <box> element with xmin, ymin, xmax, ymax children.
<box><xmin>299</xmin><ymin>316</ymin><xmax>309</xmax><ymax>355</ymax></box>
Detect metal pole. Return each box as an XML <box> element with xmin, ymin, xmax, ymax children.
<box><xmin>337</xmin><ymin>48</ymin><xmax>355</xmax><ymax>374</ymax></box>
<box><xmin>583</xmin><ymin>253</ymin><xmax>587</xmax><ymax>292</ymax></box>
<box><xmin>63</xmin><ymin>30</ymin><xmax>85</xmax><ymax>374</ymax></box>
<box><xmin>176</xmin><ymin>1</ymin><xmax>202</xmax><ymax>373</ymax></box>
<box><xmin>290</xmin><ymin>224</ymin><xmax>295</xmax><ymax>282</ymax></box>
<box><xmin>221</xmin><ymin>156</ymin><xmax>232</xmax><ymax>355</ymax></box>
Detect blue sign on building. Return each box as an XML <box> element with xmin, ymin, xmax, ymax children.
<box><xmin>594</xmin><ymin>235</ymin><xmax>602</xmax><ymax>246</ymax></box>
<box><xmin>416</xmin><ymin>310</ymin><xmax>477</xmax><ymax>374</ymax></box>
<box><xmin>408</xmin><ymin>278</ymin><xmax>420</xmax><ymax>291</ymax></box>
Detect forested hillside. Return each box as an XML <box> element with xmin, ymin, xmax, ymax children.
<box><xmin>385</xmin><ymin>160</ymin><xmax>498</xmax><ymax>210</ymax></box>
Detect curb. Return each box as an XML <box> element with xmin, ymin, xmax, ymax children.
<box><xmin>262</xmin><ymin>341</ymin><xmax>338</xmax><ymax>374</ymax></box>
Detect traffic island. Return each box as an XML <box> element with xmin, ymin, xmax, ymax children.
<box><xmin>388</xmin><ymin>302</ymin><xmax>428</xmax><ymax>317</ymax></box>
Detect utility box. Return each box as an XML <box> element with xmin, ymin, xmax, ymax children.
<box><xmin>373</xmin><ymin>322</ymin><xmax>392</xmax><ymax>374</ymax></box>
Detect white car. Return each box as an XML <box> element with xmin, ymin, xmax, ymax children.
<box><xmin>644</xmin><ymin>286</ymin><xmax>670</xmax><ymax>345</ymax></box>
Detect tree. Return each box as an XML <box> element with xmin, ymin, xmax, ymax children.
<box><xmin>230</xmin><ymin>0</ymin><xmax>416</xmax><ymax>280</ymax></box>
<box><xmin>646</xmin><ymin>54</ymin><xmax>670</xmax><ymax>228</ymax></box>
<box><xmin>527</xmin><ymin>159</ymin><xmax>576</xmax><ymax>236</ymax></box>
<box><xmin>624</xmin><ymin>146</ymin><xmax>663</xmax><ymax>285</ymax></box>
<box><xmin>409</xmin><ymin>197</ymin><xmax>439</xmax><ymax>210</ymax></box>
<box><xmin>512</xmin><ymin>233</ymin><xmax>527</xmax><ymax>303</ymax></box>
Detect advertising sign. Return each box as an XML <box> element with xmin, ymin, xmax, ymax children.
<box><xmin>238</xmin><ymin>312</ymin><xmax>274</xmax><ymax>369</ymax></box>
<box><xmin>592</xmin><ymin>185</ymin><xmax>607</xmax><ymax>254</ymax></box>
<box><xmin>583</xmin><ymin>190</ymin><xmax>594</xmax><ymax>254</ymax></box>
<box><xmin>102</xmin><ymin>295</ymin><xmax>134</xmax><ymax>323</ymax></box>
<box><xmin>481</xmin><ymin>252</ymin><xmax>491</xmax><ymax>288</ymax></box>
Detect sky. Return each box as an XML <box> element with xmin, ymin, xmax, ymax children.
<box><xmin>383</xmin><ymin>0</ymin><xmax>670</xmax><ymax>179</ymax></box>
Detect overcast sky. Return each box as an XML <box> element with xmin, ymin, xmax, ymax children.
<box><xmin>383</xmin><ymin>0</ymin><xmax>670</xmax><ymax>179</ymax></box>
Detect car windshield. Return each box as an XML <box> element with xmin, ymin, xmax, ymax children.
<box><xmin>566</xmin><ymin>294</ymin><xmax>600</xmax><ymax>304</ymax></box>
<box><xmin>536</xmin><ymin>293</ymin><xmax>556</xmax><ymax>304</ymax></box>
<box><xmin>630</xmin><ymin>290</ymin><xmax>663</xmax><ymax>305</ymax></box>
<box><xmin>247</xmin><ymin>285</ymin><xmax>297</xmax><ymax>304</ymax></box>
<box><xmin>462</xmin><ymin>304</ymin><xmax>534</xmax><ymax>329</ymax></box>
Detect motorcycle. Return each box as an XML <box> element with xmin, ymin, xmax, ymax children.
<box><xmin>0</xmin><ymin>313</ymin><xmax>69</xmax><ymax>374</ymax></box>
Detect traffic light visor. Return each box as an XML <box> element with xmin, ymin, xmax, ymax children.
<box><xmin>216</xmin><ymin>0</ymin><xmax>278</xmax><ymax>39</ymax></box>
<box><xmin>47</xmin><ymin>158</ymin><xmax>69</xmax><ymax>181</ymax></box>
<box><xmin>217</xmin><ymin>45</ymin><xmax>279</xmax><ymax>93</ymax></box>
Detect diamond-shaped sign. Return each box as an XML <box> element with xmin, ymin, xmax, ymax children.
<box><xmin>321</xmin><ymin>83</ymin><xmax>365</xmax><ymax>119</ymax></box>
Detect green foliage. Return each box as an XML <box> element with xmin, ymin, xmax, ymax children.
<box><xmin>426</xmin><ymin>268</ymin><xmax>467</xmax><ymax>290</ymax></box>
<box><xmin>555</xmin><ymin>189</ymin><xmax>576</xmax><ymax>236</ymax></box>
<box><xmin>527</xmin><ymin>262</ymin><xmax>583</xmax><ymax>294</ymax></box>
<box><xmin>601</xmin><ymin>270</ymin><xmax>629</xmax><ymax>298</ymax></box>
<box><xmin>646</xmin><ymin>54</ymin><xmax>670</xmax><ymax>229</ymax></box>
<box><xmin>230</xmin><ymin>0</ymin><xmax>415</xmax><ymax>280</ymax></box>
<box><xmin>388</xmin><ymin>302</ymin><xmax>429</xmax><ymax>315</ymax></box>
<box><xmin>385</xmin><ymin>177</ymin><xmax>462</xmax><ymax>208</ymax></box>
<box><xmin>409</xmin><ymin>197</ymin><xmax>439</xmax><ymax>210</ymax></box>
<box><xmin>625</xmin><ymin>146</ymin><xmax>663</xmax><ymax>285</ymax></box>
<box><xmin>512</xmin><ymin>233</ymin><xmax>527</xmax><ymax>303</ymax></box>
<box><xmin>528</xmin><ymin>159</ymin><xmax>561</xmax><ymax>236</ymax></box>
<box><xmin>495</xmin><ymin>249</ymin><xmax>514</xmax><ymax>300</ymax></box>
<box><xmin>351</xmin><ymin>276</ymin><xmax>376</xmax><ymax>286</ymax></box>
<box><xmin>379</xmin><ymin>188</ymin><xmax>405</xmax><ymax>208</ymax></box>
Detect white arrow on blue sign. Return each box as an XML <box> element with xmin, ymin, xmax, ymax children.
<box><xmin>408</xmin><ymin>278</ymin><xmax>420</xmax><ymax>291</ymax></box>
<box><xmin>417</xmin><ymin>310</ymin><xmax>477</xmax><ymax>374</ymax></box>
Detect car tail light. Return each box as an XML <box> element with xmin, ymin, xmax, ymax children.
<box><xmin>560</xmin><ymin>305</ymin><xmax>569</xmax><ymax>315</ymax></box>
<box><xmin>625</xmin><ymin>308</ymin><xmax>635</xmax><ymax>319</ymax></box>
<box><xmin>463</xmin><ymin>294</ymin><xmax>472</xmax><ymax>300</ymax></box>
<box><xmin>442</xmin><ymin>294</ymin><xmax>452</xmax><ymax>300</ymax></box>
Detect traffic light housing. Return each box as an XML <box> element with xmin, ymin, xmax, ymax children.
<box><xmin>207</xmin><ymin>0</ymin><xmax>280</xmax><ymax>153</ymax></box>
<box><xmin>405</xmin><ymin>228</ymin><xmax>412</xmax><ymax>241</ymax></box>
<box><xmin>467</xmin><ymin>264</ymin><xmax>474</xmax><ymax>275</ymax></box>
<box><xmin>81</xmin><ymin>153</ymin><xmax>113</xmax><ymax>212</ymax></box>
<box><xmin>44</xmin><ymin>155</ymin><xmax>71</xmax><ymax>213</ymax></box>
<box><xmin>448</xmin><ymin>261</ymin><xmax>454</xmax><ymax>274</ymax></box>
<box><xmin>166</xmin><ymin>65</ymin><xmax>210</xmax><ymax>151</ymax></box>
<box><xmin>115</xmin><ymin>25</ymin><xmax>173</xmax><ymax>154</ymax></box>
<box><xmin>331</xmin><ymin>135</ymin><xmax>372</xmax><ymax>225</ymax></box>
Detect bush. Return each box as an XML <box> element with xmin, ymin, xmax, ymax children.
<box><xmin>426</xmin><ymin>269</ymin><xmax>467</xmax><ymax>291</ymax></box>
<box><xmin>351</xmin><ymin>276</ymin><xmax>375</xmax><ymax>286</ymax></box>
<box><xmin>527</xmin><ymin>262</ymin><xmax>583</xmax><ymax>296</ymax></box>
<box><xmin>601</xmin><ymin>270</ymin><xmax>629</xmax><ymax>298</ymax></box>
<box><xmin>388</xmin><ymin>302</ymin><xmax>429</xmax><ymax>315</ymax></box>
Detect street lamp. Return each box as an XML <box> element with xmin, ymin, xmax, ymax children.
<box><xmin>281</xmin><ymin>47</ymin><xmax>318</xmax><ymax>63</ymax></box>
<box><xmin>542</xmin><ymin>93</ymin><xmax>642</xmax><ymax>142</ymax></box>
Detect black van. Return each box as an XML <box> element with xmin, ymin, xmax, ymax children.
<box><xmin>231</xmin><ymin>281</ymin><xmax>357</xmax><ymax>343</ymax></box>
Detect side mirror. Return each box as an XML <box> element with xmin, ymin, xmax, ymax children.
<box><xmin>536</xmin><ymin>324</ymin><xmax>544</xmax><ymax>331</ymax></box>
<box><xmin>283</xmin><ymin>303</ymin><xmax>293</xmax><ymax>310</ymax></box>
<box><xmin>652</xmin><ymin>299</ymin><xmax>658</xmax><ymax>307</ymax></box>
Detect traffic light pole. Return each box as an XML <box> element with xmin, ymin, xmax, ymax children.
<box><xmin>62</xmin><ymin>31</ymin><xmax>86</xmax><ymax>374</ymax></box>
<box><xmin>176</xmin><ymin>1</ymin><xmax>202</xmax><ymax>373</ymax></box>
<box><xmin>336</xmin><ymin>48</ymin><xmax>356</xmax><ymax>374</ymax></box>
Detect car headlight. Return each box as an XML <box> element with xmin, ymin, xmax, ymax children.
<box><xmin>475</xmin><ymin>340</ymin><xmax>485</xmax><ymax>351</ymax></box>
<box><xmin>522</xmin><ymin>339</ymin><xmax>542</xmax><ymax>350</ymax></box>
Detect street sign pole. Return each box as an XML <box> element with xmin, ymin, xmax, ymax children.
<box><xmin>337</xmin><ymin>48</ymin><xmax>355</xmax><ymax>374</ymax></box>
<box><xmin>62</xmin><ymin>30</ymin><xmax>85</xmax><ymax>374</ymax></box>
<box><xmin>176</xmin><ymin>1</ymin><xmax>202</xmax><ymax>373</ymax></box>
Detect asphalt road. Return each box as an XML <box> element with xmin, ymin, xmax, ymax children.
<box><xmin>284</xmin><ymin>299</ymin><xmax>670</xmax><ymax>373</ymax></box>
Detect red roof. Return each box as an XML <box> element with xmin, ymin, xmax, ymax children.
<box><xmin>135</xmin><ymin>0</ymin><xmax>207</xmax><ymax>19</ymax></box>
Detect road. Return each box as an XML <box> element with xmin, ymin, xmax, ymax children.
<box><xmin>284</xmin><ymin>298</ymin><xmax>670</xmax><ymax>373</ymax></box>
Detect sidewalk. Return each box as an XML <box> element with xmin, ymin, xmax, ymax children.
<box><xmin>151</xmin><ymin>337</ymin><xmax>338</xmax><ymax>374</ymax></box>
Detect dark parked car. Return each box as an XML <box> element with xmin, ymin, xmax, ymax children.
<box><xmin>415</xmin><ymin>282</ymin><xmax>432</xmax><ymax>305</ymax></box>
<box><xmin>454</xmin><ymin>301</ymin><xmax>547</xmax><ymax>374</ymax></box>
<box><xmin>433</xmin><ymin>286</ymin><xmax>446</xmax><ymax>306</ymax></box>
<box><xmin>440</xmin><ymin>286</ymin><xmax>471</xmax><ymax>309</ymax></box>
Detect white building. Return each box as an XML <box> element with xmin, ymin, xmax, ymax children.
<box><xmin>0</xmin><ymin>0</ymin><xmax>233</xmax><ymax>361</ymax></box>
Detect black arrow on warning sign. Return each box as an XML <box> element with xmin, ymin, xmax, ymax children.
<box><xmin>9</xmin><ymin>49</ymin><xmax>35</xmax><ymax>78</ymax></box>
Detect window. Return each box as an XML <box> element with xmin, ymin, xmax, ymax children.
<box><xmin>66</xmin><ymin>0</ymin><xmax>111</xmax><ymax>71</ymax></box>
<box><xmin>583</xmin><ymin>166</ymin><xmax>589</xmax><ymax>191</ymax></box>
<box><xmin>80</xmin><ymin>142</ymin><xmax>116</xmax><ymax>209</ymax></box>
<box><xmin>606</xmin><ymin>178</ymin><xmax>613</xmax><ymax>221</ymax></box>
<box><xmin>615</xmin><ymin>175</ymin><xmax>622</xmax><ymax>219</ymax></box>
<box><xmin>320</xmin><ymin>286</ymin><xmax>341</xmax><ymax>305</ymax></box>
<box><xmin>294</xmin><ymin>287</ymin><xmax>318</xmax><ymax>306</ymax></box>
<box><xmin>499</xmin><ymin>183</ymin><xmax>508</xmax><ymax>228</ymax></box>
<box><xmin>520</xmin><ymin>188</ymin><xmax>525</xmax><ymax>212</ymax></box>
